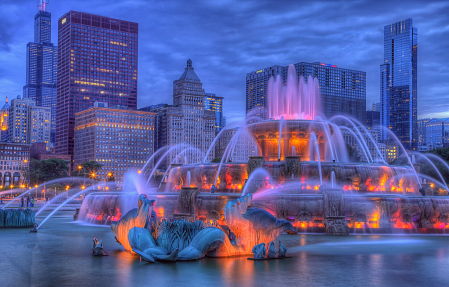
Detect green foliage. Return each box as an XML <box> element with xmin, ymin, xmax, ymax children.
<box><xmin>211</xmin><ymin>157</ymin><xmax>222</xmax><ymax>163</ymax></box>
<box><xmin>428</xmin><ymin>147</ymin><xmax>449</xmax><ymax>161</ymax></box>
<box><xmin>25</xmin><ymin>158</ymin><xmax>70</xmax><ymax>186</ymax></box>
<box><xmin>72</xmin><ymin>161</ymin><xmax>103</xmax><ymax>177</ymax></box>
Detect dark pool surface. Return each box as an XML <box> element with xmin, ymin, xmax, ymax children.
<box><xmin>1</xmin><ymin>211</ymin><xmax>449</xmax><ymax>287</ymax></box>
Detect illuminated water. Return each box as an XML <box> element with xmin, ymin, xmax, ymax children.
<box><xmin>1</xmin><ymin>210</ymin><xmax>449</xmax><ymax>286</ymax></box>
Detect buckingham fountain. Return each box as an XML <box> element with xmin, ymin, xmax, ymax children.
<box><xmin>76</xmin><ymin>64</ymin><xmax>449</xmax><ymax>260</ymax></box>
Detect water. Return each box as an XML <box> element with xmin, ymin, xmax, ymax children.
<box><xmin>268</xmin><ymin>65</ymin><xmax>320</xmax><ymax>120</ymax></box>
<box><xmin>2</xmin><ymin>210</ymin><xmax>449</xmax><ymax>286</ymax></box>
<box><xmin>309</xmin><ymin>132</ymin><xmax>322</xmax><ymax>185</ymax></box>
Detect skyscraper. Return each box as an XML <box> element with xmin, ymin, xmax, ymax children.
<box><xmin>246</xmin><ymin>62</ymin><xmax>366</xmax><ymax>123</ymax></box>
<box><xmin>380</xmin><ymin>19</ymin><xmax>418</xmax><ymax>150</ymax></box>
<box><xmin>56</xmin><ymin>11</ymin><xmax>138</xmax><ymax>158</ymax></box>
<box><xmin>204</xmin><ymin>93</ymin><xmax>225</xmax><ymax>131</ymax></box>
<box><xmin>23</xmin><ymin>2</ymin><xmax>57</xmax><ymax>144</ymax></box>
<box><xmin>150</xmin><ymin>60</ymin><xmax>216</xmax><ymax>167</ymax></box>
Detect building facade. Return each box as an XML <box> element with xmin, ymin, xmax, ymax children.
<box><xmin>380</xmin><ymin>19</ymin><xmax>418</xmax><ymax>150</ymax></box>
<box><xmin>204</xmin><ymin>93</ymin><xmax>225</xmax><ymax>131</ymax></box>
<box><xmin>246</xmin><ymin>62</ymin><xmax>366</xmax><ymax>122</ymax></box>
<box><xmin>418</xmin><ymin>118</ymin><xmax>431</xmax><ymax>147</ymax></box>
<box><xmin>149</xmin><ymin>60</ymin><xmax>216</xmax><ymax>168</ymax></box>
<box><xmin>56</xmin><ymin>11</ymin><xmax>138</xmax><ymax>158</ymax></box>
<box><xmin>372</xmin><ymin>102</ymin><xmax>381</xmax><ymax>112</ymax></box>
<box><xmin>0</xmin><ymin>97</ymin><xmax>10</xmax><ymax>141</ymax></box>
<box><xmin>366</xmin><ymin>111</ymin><xmax>380</xmax><ymax>130</ymax></box>
<box><xmin>215</xmin><ymin>128</ymin><xmax>256</xmax><ymax>162</ymax></box>
<box><xmin>0</xmin><ymin>142</ymin><xmax>30</xmax><ymax>187</ymax></box>
<box><xmin>23</xmin><ymin>5</ymin><xmax>57</xmax><ymax>145</ymax></box>
<box><xmin>426</xmin><ymin>118</ymin><xmax>449</xmax><ymax>150</ymax></box>
<box><xmin>8</xmin><ymin>97</ymin><xmax>51</xmax><ymax>147</ymax></box>
<box><xmin>74</xmin><ymin>103</ymin><xmax>155</xmax><ymax>182</ymax></box>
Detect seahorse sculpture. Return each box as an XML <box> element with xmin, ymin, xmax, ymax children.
<box><xmin>111</xmin><ymin>194</ymin><xmax>154</xmax><ymax>252</ymax></box>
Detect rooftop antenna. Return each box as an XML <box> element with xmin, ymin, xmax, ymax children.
<box><xmin>38</xmin><ymin>0</ymin><xmax>49</xmax><ymax>12</ymax></box>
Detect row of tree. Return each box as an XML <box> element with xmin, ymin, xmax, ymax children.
<box><xmin>21</xmin><ymin>159</ymin><xmax>106</xmax><ymax>187</ymax></box>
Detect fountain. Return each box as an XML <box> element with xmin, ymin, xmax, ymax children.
<box><xmin>80</xmin><ymin>63</ymin><xmax>449</xmax><ymax>238</ymax></box>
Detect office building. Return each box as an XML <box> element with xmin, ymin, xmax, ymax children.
<box><xmin>246</xmin><ymin>62</ymin><xmax>366</xmax><ymax>122</ymax></box>
<box><xmin>215</xmin><ymin>128</ymin><xmax>255</xmax><ymax>162</ymax></box>
<box><xmin>139</xmin><ymin>103</ymin><xmax>167</xmax><ymax>112</ymax></box>
<box><xmin>0</xmin><ymin>142</ymin><xmax>31</xmax><ymax>187</ymax></box>
<box><xmin>151</xmin><ymin>60</ymin><xmax>216</xmax><ymax>167</ymax></box>
<box><xmin>418</xmin><ymin>118</ymin><xmax>431</xmax><ymax>146</ymax></box>
<box><xmin>74</xmin><ymin>102</ymin><xmax>155</xmax><ymax>182</ymax></box>
<box><xmin>204</xmin><ymin>93</ymin><xmax>225</xmax><ymax>131</ymax></box>
<box><xmin>426</xmin><ymin>118</ymin><xmax>449</xmax><ymax>150</ymax></box>
<box><xmin>8</xmin><ymin>97</ymin><xmax>51</xmax><ymax>147</ymax></box>
<box><xmin>23</xmin><ymin>3</ymin><xmax>57</xmax><ymax>144</ymax></box>
<box><xmin>0</xmin><ymin>97</ymin><xmax>10</xmax><ymax>141</ymax></box>
<box><xmin>372</xmin><ymin>102</ymin><xmax>381</xmax><ymax>112</ymax></box>
<box><xmin>380</xmin><ymin>19</ymin><xmax>418</xmax><ymax>150</ymax></box>
<box><xmin>366</xmin><ymin>111</ymin><xmax>380</xmax><ymax>130</ymax></box>
<box><xmin>56</xmin><ymin>11</ymin><xmax>138</xmax><ymax>158</ymax></box>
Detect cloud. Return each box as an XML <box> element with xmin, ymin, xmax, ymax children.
<box><xmin>0</xmin><ymin>0</ymin><xmax>448</xmax><ymax>121</ymax></box>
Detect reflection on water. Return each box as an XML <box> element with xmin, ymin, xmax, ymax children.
<box><xmin>1</xmin><ymin>211</ymin><xmax>449</xmax><ymax>286</ymax></box>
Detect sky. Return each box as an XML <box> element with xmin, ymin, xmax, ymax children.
<box><xmin>0</xmin><ymin>0</ymin><xmax>448</xmax><ymax>123</ymax></box>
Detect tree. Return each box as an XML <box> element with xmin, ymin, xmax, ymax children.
<box><xmin>24</xmin><ymin>158</ymin><xmax>70</xmax><ymax>186</ymax></box>
<box><xmin>72</xmin><ymin>161</ymin><xmax>103</xmax><ymax>178</ymax></box>
<box><xmin>211</xmin><ymin>157</ymin><xmax>222</xmax><ymax>163</ymax></box>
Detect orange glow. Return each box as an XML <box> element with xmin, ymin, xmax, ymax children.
<box><xmin>105</xmin><ymin>186</ymin><xmax>109</xmax><ymax>190</ymax></box>
<box><xmin>81</xmin><ymin>185</ymin><xmax>85</xmax><ymax>190</ymax></box>
<box><xmin>138</xmin><ymin>170</ymin><xmax>141</xmax><ymax>174</ymax></box>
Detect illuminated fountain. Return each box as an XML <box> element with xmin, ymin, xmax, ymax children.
<box><xmin>80</xmin><ymin>63</ymin><xmax>449</xmax><ymax>236</ymax></box>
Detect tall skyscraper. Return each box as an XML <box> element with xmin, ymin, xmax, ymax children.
<box><xmin>372</xmin><ymin>102</ymin><xmax>381</xmax><ymax>112</ymax></box>
<box><xmin>23</xmin><ymin>2</ymin><xmax>57</xmax><ymax>144</ymax></box>
<box><xmin>418</xmin><ymin>118</ymin><xmax>431</xmax><ymax>146</ymax></box>
<box><xmin>380</xmin><ymin>19</ymin><xmax>418</xmax><ymax>150</ymax></box>
<box><xmin>56</xmin><ymin>11</ymin><xmax>138</xmax><ymax>158</ymax></box>
<box><xmin>204</xmin><ymin>93</ymin><xmax>225</xmax><ymax>131</ymax></box>
<box><xmin>246</xmin><ymin>62</ymin><xmax>366</xmax><ymax>123</ymax></box>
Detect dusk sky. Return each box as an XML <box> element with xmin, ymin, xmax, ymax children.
<box><xmin>0</xmin><ymin>0</ymin><xmax>448</xmax><ymax>123</ymax></box>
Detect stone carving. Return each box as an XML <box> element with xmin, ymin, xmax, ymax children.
<box><xmin>92</xmin><ymin>237</ymin><xmax>108</xmax><ymax>256</ymax></box>
<box><xmin>267</xmin><ymin>241</ymin><xmax>276</xmax><ymax>258</ymax></box>
<box><xmin>251</xmin><ymin>243</ymin><xmax>266</xmax><ymax>259</ymax></box>
<box><xmin>323</xmin><ymin>189</ymin><xmax>344</xmax><ymax>217</ymax></box>
<box><xmin>402</xmin><ymin>213</ymin><xmax>414</xmax><ymax>223</ymax></box>
<box><xmin>324</xmin><ymin>218</ymin><xmax>349</xmax><ymax>236</ymax></box>
<box><xmin>322</xmin><ymin>189</ymin><xmax>349</xmax><ymax>235</ymax></box>
<box><xmin>438</xmin><ymin>214</ymin><xmax>449</xmax><ymax>224</ymax></box>
<box><xmin>284</xmin><ymin>156</ymin><xmax>302</xmax><ymax>179</ymax></box>
<box><xmin>353</xmin><ymin>213</ymin><xmax>367</xmax><ymax>223</ymax></box>
<box><xmin>29</xmin><ymin>223</ymin><xmax>38</xmax><ymax>233</ymax></box>
<box><xmin>247</xmin><ymin>157</ymin><xmax>265</xmax><ymax>176</ymax></box>
<box><xmin>178</xmin><ymin>187</ymin><xmax>199</xmax><ymax>215</ymax></box>
<box><xmin>298</xmin><ymin>211</ymin><xmax>312</xmax><ymax>222</ymax></box>
<box><xmin>278</xmin><ymin>241</ymin><xmax>287</xmax><ymax>258</ymax></box>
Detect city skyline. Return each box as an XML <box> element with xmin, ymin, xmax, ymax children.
<box><xmin>0</xmin><ymin>1</ymin><xmax>448</xmax><ymax>124</ymax></box>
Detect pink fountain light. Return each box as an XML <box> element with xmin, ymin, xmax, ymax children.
<box><xmin>268</xmin><ymin>64</ymin><xmax>321</xmax><ymax>120</ymax></box>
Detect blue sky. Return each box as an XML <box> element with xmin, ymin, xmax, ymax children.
<box><xmin>0</xmin><ymin>0</ymin><xmax>448</xmax><ymax>122</ymax></box>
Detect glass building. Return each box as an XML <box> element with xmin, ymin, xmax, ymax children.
<box><xmin>23</xmin><ymin>5</ymin><xmax>57</xmax><ymax>145</ymax></box>
<box><xmin>426</xmin><ymin>118</ymin><xmax>449</xmax><ymax>150</ymax></box>
<box><xmin>204</xmin><ymin>93</ymin><xmax>225</xmax><ymax>131</ymax></box>
<box><xmin>366</xmin><ymin>111</ymin><xmax>380</xmax><ymax>130</ymax></box>
<box><xmin>380</xmin><ymin>19</ymin><xmax>418</xmax><ymax>150</ymax></box>
<box><xmin>246</xmin><ymin>62</ymin><xmax>366</xmax><ymax>122</ymax></box>
<box><xmin>56</xmin><ymin>11</ymin><xmax>138</xmax><ymax>158</ymax></box>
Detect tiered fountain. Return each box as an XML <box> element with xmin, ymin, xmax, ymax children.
<box><xmin>79</xmin><ymin>64</ymin><xmax>449</xmax><ymax>235</ymax></box>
